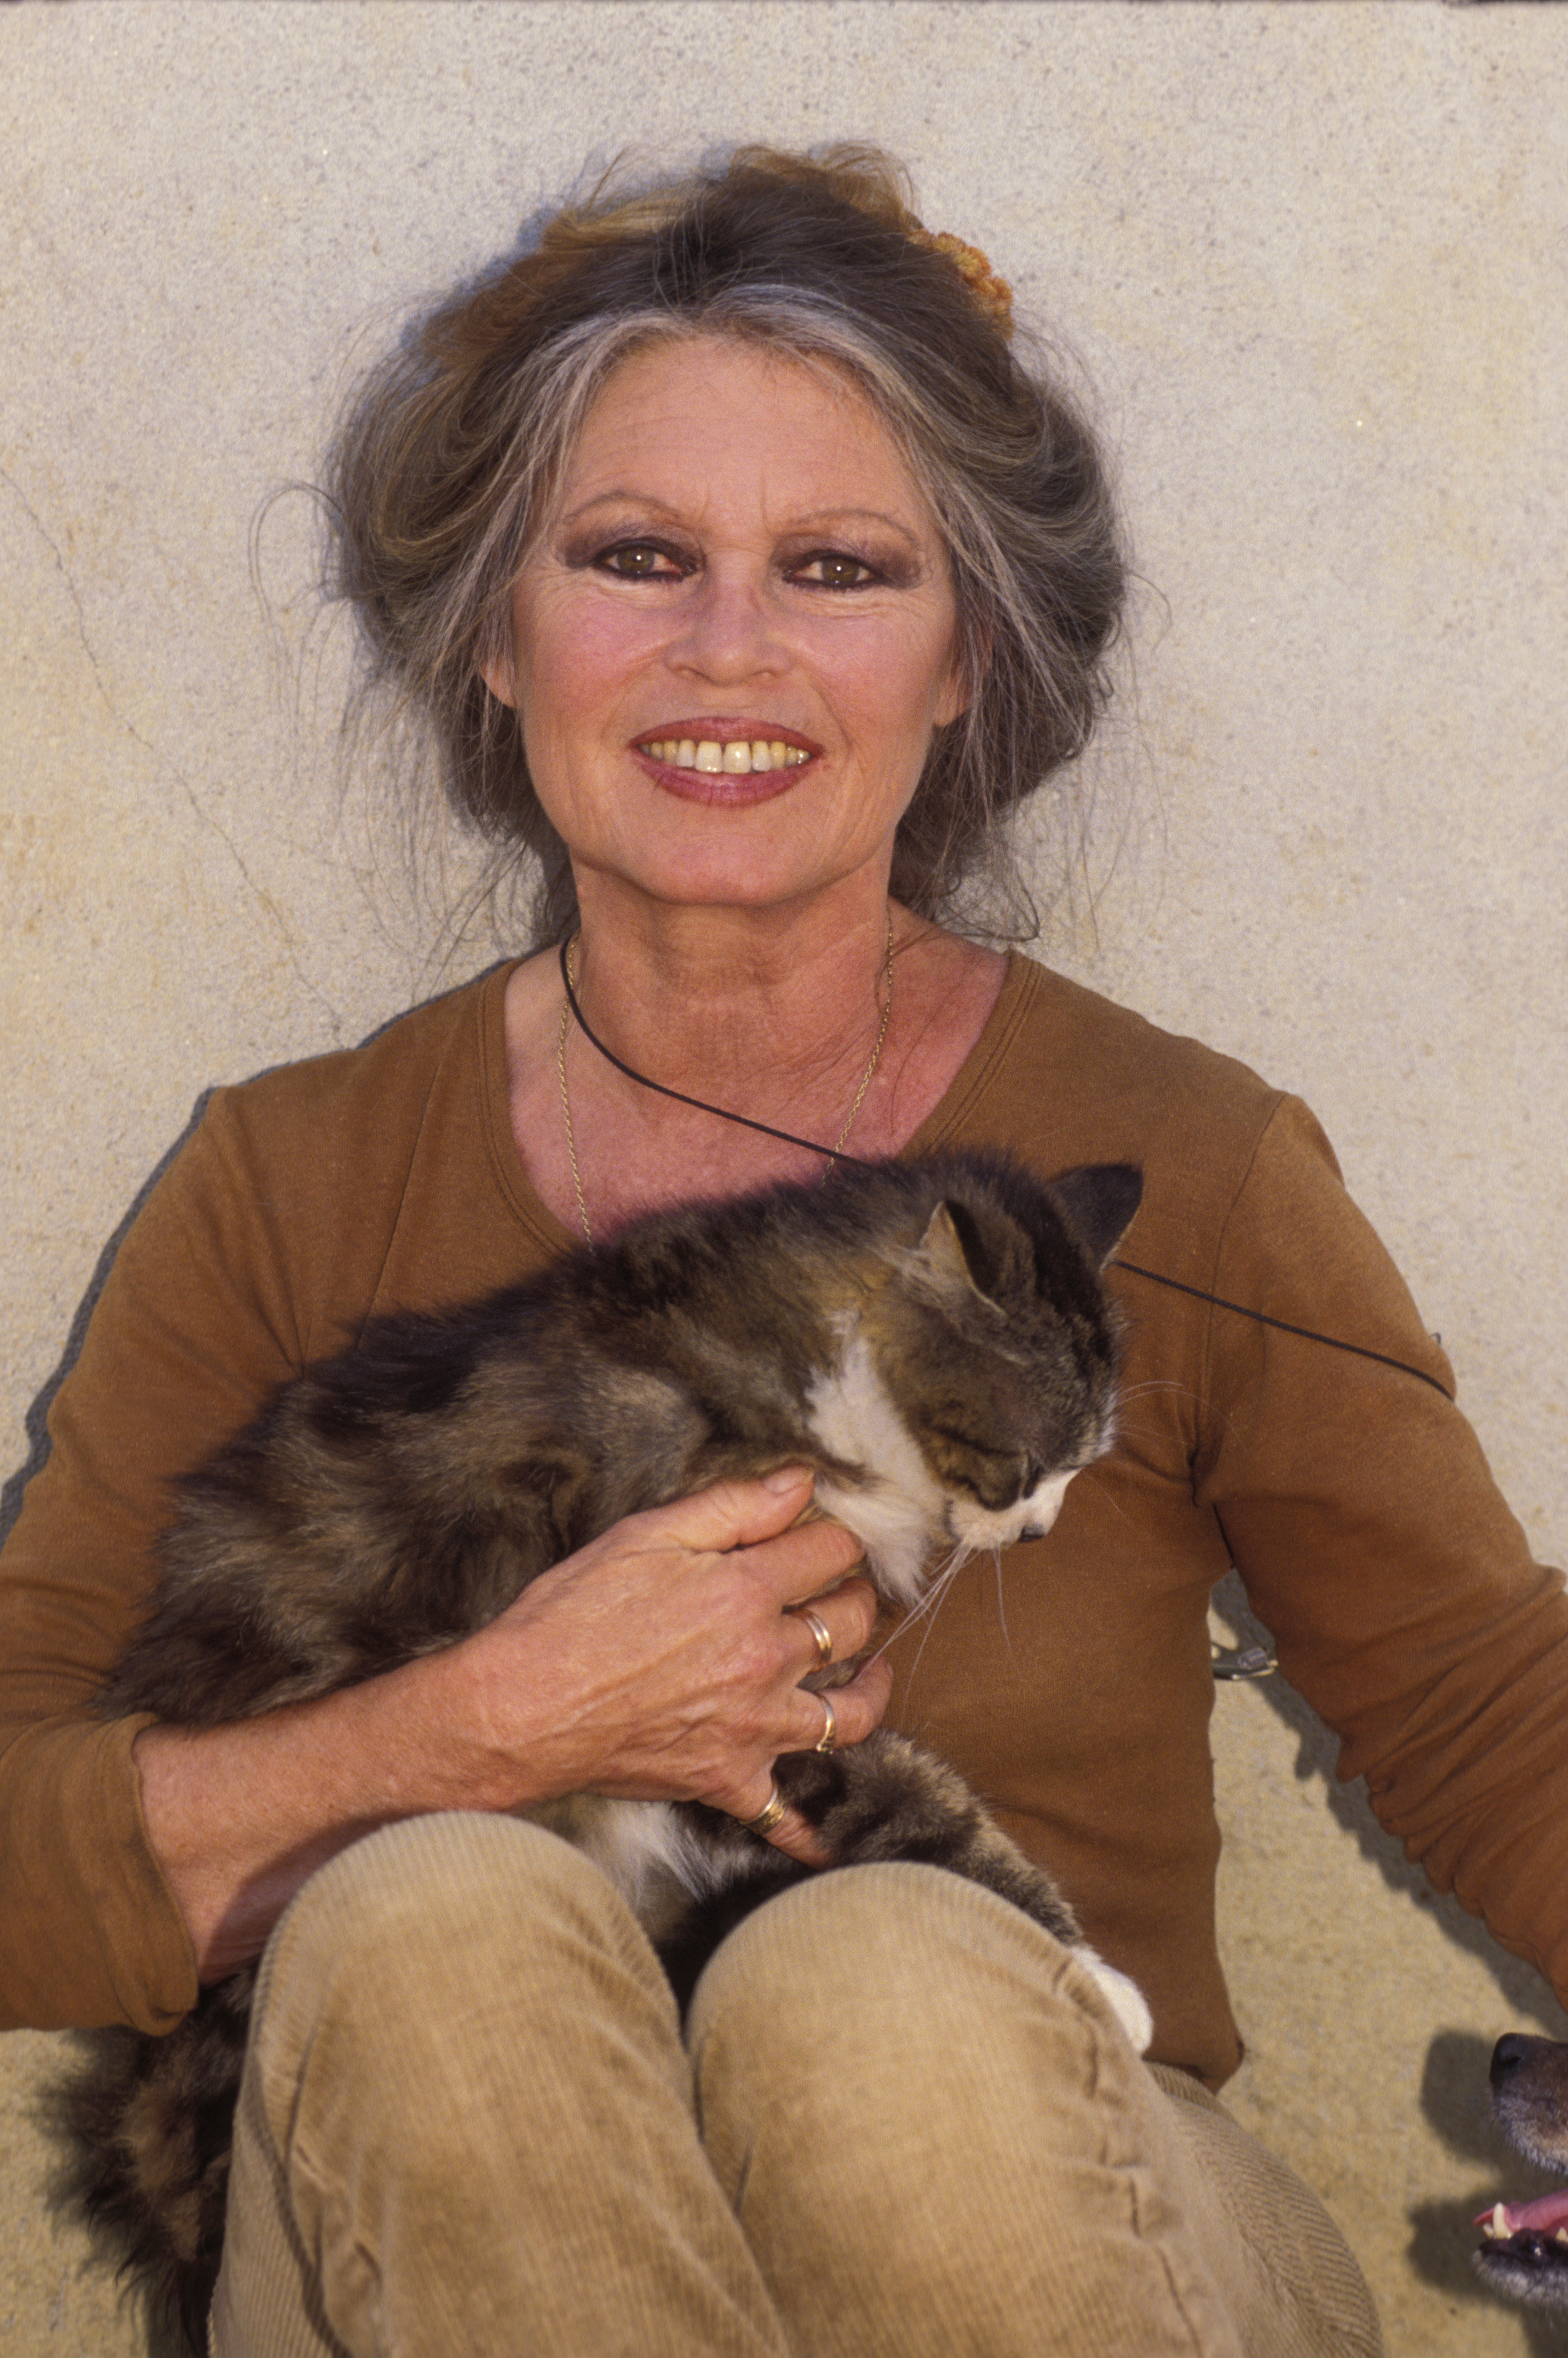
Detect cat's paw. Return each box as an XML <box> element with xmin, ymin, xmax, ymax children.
<box><xmin>1075</xmin><ymin>1948</ymin><xmax>1154</xmax><ymax>2053</ymax></box>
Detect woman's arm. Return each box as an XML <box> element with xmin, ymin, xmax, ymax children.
<box><xmin>3</xmin><ymin>983</ymin><xmax>875</xmax><ymax>2030</ymax></box>
<box><xmin>1197</xmin><ymin>1094</ymin><xmax>1568</xmax><ymax>1992</ymax></box>
<box><xmin>134</xmin><ymin>1470</ymin><xmax>890</xmax><ymax>1978</ymax></box>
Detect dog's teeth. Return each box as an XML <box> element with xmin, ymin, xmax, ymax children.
<box><xmin>1487</xmin><ymin>2203</ymin><xmax>1511</xmax><ymax>2240</ymax></box>
<box><xmin>1555</xmin><ymin>2228</ymin><xmax>1568</xmax><ymax>2246</ymax></box>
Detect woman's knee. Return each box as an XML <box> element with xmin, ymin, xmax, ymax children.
<box><xmin>222</xmin><ymin>1817</ymin><xmax>759</xmax><ymax>2355</ymax></box>
<box><xmin>687</xmin><ymin>1863</ymin><xmax>1139</xmax><ymax>2177</ymax></box>
<box><xmin>268</xmin><ymin>1812</ymin><xmax>650</xmax><ymax>1982</ymax></box>
<box><xmin>686</xmin><ymin>1866</ymin><xmax>1238</xmax><ymax>2357</ymax></box>
<box><xmin>690</xmin><ymin>1860</ymin><xmax>1120</xmax><ymax>2066</ymax></box>
<box><xmin>251</xmin><ymin>1812</ymin><xmax>680</xmax><ymax>2111</ymax></box>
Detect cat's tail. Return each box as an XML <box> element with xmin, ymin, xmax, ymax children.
<box><xmin>47</xmin><ymin>1969</ymin><xmax>254</xmax><ymax>2358</ymax></box>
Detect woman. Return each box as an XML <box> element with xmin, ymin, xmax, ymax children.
<box><xmin>2</xmin><ymin>145</ymin><xmax>1562</xmax><ymax>2356</ymax></box>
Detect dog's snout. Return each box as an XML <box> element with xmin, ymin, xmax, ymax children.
<box><xmin>1492</xmin><ymin>2033</ymin><xmax>1539</xmax><ymax>2087</ymax></box>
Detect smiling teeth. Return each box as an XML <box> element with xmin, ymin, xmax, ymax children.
<box><xmin>642</xmin><ymin>738</ymin><xmax>808</xmax><ymax>773</ymax></box>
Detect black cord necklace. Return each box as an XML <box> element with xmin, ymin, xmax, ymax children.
<box><xmin>557</xmin><ymin>938</ymin><xmax>1454</xmax><ymax>1403</ymax></box>
<box><xmin>558</xmin><ymin>937</ymin><xmax>887</xmax><ymax>1170</ymax></box>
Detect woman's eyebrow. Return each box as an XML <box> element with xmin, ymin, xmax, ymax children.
<box><xmin>780</xmin><ymin>509</ymin><xmax>925</xmax><ymax>546</ymax></box>
<box><xmin>557</xmin><ymin>491</ymin><xmax>683</xmax><ymax>526</ymax></box>
<box><xmin>556</xmin><ymin>492</ymin><xmax>925</xmax><ymax>545</ymax></box>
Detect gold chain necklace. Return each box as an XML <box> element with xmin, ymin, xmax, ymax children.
<box><xmin>557</xmin><ymin>919</ymin><xmax>896</xmax><ymax>1247</ymax></box>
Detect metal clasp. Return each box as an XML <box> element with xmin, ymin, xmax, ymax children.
<box><xmin>1211</xmin><ymin>1642</ymin><xmax>1278</xmax><ymax>1681</ymax></box>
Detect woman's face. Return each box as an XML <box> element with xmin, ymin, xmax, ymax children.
<box><xmin>483</xmin><ymin>336</ymin><xmax>966</xmax><ymax>917</ymax></box>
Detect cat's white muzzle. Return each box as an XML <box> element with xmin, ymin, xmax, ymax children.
<box><xmin>948</xmin><ymin>1469</ymin><xmax>1075</xmax><ymax>1554</ymax></box>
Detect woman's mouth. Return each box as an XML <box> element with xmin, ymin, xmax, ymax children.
<box><xmin>632</xmin><ymin>731</ymin><xmax>816</xmax><ymax>806</ymax></box>
<box><xmin>636</xmin><ymin>735</ymin><xmax>812</xmax><ymax>775</ymax></box>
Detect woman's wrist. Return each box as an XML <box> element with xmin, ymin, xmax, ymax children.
<box><xmin>132</xmin><ymin>1636</ymin><xmax>570</xmax><ymax>1978</ymax></box>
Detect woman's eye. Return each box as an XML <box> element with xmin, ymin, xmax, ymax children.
<box><xmin>792</xmin><ymin>552</ymin><xmax>878</xmax><ymax>589</ymax></box>
<box><xmin>596</xmin><ymin>542</ymin><xmax>684</xmax><ymax>580</ymax></box>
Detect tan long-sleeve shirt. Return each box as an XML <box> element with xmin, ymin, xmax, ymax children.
<box><xmin>3</xmin><ymin>954</ymin><xmax>1562</xmax><ymax>2087</ymax></box>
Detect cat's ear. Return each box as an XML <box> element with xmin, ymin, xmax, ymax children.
<box><xmin>1049</xmin><ymin>1165</ymin><xmax>1143</xmax><ymax>1267</ymax></box>
<box><xmin>909</xmin><ymin>1200</ymin><xmax>997</xmax><ymax>1306</ymax></box>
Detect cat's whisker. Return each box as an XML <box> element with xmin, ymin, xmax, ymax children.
<box><xmin>882</xmin><ymin>1543</ymin><xmax>978</xmax><ymax>1690</ymax></box>
<box><xmin>1108</xmin><ymin>1390</ymin><xmax>1207</xmax><ymax>1444</ymax></box>
<box><xmin>1072</xmin><ymin>1466</ymin><xmax>1135</xmax><ymax>1529</ymax></box>
<box><xmin>866</xmin><ymin>1541</ymin><xmax>971</xmax><ymax>1669</ymax></box>
<box><xmin>990</xmin><ymin>1545</ymin><xmax>1013</xmax><ymax>1654</ymax></box>
<box><xmin>1115</xmin><ymin>1379</ymin><xmax>1196</xmax><ymax>1409</ymax></box>
<box><xmin>902</xmin><ymin>1570</ymin><xmax>963</xmax><ymax>1688</ymax></box>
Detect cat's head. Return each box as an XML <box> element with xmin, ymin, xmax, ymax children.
<box><xmin>858</xmin><ymin>1156</ymin><xmax>1140</xmax><ymax>1562</ymax></box>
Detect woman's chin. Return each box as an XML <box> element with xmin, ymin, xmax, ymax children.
<box><xmin>563</xmin><ymin>769</ymin><xmax>901</xmax><ymax>920</ymax></box>
<box><xmin>584</xmin><ymin>845</ymin><xmax>877</xmax><ymax>922</ymax></box>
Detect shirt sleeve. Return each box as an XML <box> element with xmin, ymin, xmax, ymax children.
<box><xmin>1194</xmin><ymin>1094</ymin><xmax>1568</xmax><ymax>1996</ymax></box>
<box><xmin>0</xmin><ymin>969</ymin><xmax>531</xmax><ymax>2032</ymax></box>
<box><xmin>0</xmin><ymin>1096</ymin><xmax>335</xmax><ymax>2030</ymax></box>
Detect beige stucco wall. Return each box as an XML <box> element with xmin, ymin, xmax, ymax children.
<box><xmin>2</xmin><ymin>6</ymin><xmax>1565</xmax><ymax>2351</ymax></box>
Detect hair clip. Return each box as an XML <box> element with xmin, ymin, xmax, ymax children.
<box><xmin>912</xmin><ymin>228</ymin><xmax>1014</xmax><ymax>337</ymax></box>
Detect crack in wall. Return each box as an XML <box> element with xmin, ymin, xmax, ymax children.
<box><xmin>1</xmin><ymin>465</ymin><xmax>343</xmax><ymax>1035</ymax></box>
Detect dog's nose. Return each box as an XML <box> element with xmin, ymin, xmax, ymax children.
<box><xmin>1491</xmin><ymin>2033</ymin><xmax>1536</xmax><ymax>2086</ymax></box>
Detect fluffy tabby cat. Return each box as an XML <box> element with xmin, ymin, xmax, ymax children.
<box><xmin>60</xmin><ymin>1148</ymin><xmax>1149</xmax><ymax>2352</ymax></box>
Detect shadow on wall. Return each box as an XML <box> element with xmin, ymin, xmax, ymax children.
<box><xmin>1211</xmin><ymin>1572</ymin><xmax>1567</xmax><ymax>2035</ymax></box>
<box><xmin>1213</xmin><ymin>1571</ymin><xmax>1568</xmax><ymax>2350</ymax></box>
<box><xmin>0</xmin><ymin>1093</ymin><xmax>213</xmax><ymax>1555</ymax></box>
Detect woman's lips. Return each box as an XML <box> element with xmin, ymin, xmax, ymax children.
<box><xmin>631</xmin><ymin>728</ymin><xmax>817</xmax><ymax>805</ymax></box>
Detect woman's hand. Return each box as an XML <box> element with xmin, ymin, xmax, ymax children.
<box><xmin>443</xmin><ymin>1467</ymin><xmax>891</xmax><ymax>1865</ymax></box>
<box><xmin>136</xmin><ymin>1469</ymin><xmax>890</xmax><ymax>1974</ymax></box>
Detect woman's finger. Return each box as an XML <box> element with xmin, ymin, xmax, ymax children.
<box><xmin>748</xmin><ymin>1803</ymin><xmax>832</xmax><ymax>1869</ymax></box>
<box><xmin>604</xmin><ymin>1471</ymin><xmax>867</xmax><ymax>1617</ymax></box>
<box><xmin>744</xmin><ymin>1512</ymin><xmax>867</xmax><ymax>1599</ymax></box>
<box><xmin>784</xmin><ymin>1575</ymin><xmax>879</xmax><ymax>1674</ymax></box>
<box><xmin>632</xmin><ymin>1466</ymin><xmax>821</xmax><ymax>1556</ymax></box>
<box><xmin>788</xmin><ymin>1652</ymin><xmax>894</xmax><ymax>1754</ymax></box>
<box><xmin>711</xmin><ymin>1651</ymin><xmax>894</xmax><ymax>1864</ymax></box>
<box><xmin>725</xmin><ymin>1770</ymin><xmax>831</xmax><ymax>1867</ymax></box>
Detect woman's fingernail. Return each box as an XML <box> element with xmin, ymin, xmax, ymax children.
<box><xmin>762</xmin><ymin>1465</ymin><xmax>813</xmax><ymax>1493</ymax></box>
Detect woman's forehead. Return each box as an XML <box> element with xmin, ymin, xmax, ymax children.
<box><xmin>555</xmin><ymin>335</ymin><xmax>936</xmax><ymax>530</ymax></box>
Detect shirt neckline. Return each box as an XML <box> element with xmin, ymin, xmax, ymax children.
<box><xmin>475</xmin><ymin>949</ymin><xmax>1046</xmax><ymax>1255</ymax></box>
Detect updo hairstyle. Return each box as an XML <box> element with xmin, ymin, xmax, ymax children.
<box><xmin>326</xmin><ymin>145</ymin><xmax>1126</xmax><ymax>942</ymax></box>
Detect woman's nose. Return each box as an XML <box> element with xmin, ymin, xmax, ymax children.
<box><xmin>667</xmin><ymin>571</ymin><xmax>789</xmax><ymax>682</ymax></box>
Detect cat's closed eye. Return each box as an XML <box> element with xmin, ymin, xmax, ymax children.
<box><xmin>923</xmin><ymin>1426</ymin><xmax>1037</xmax><ymax>1510</ymax></box>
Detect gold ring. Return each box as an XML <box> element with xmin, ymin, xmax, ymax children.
<box><xmin>744</xmin><ymin>1785</ymin><xmax>787</xmax><ymax>1836</ymax></box>
<box><xmin>815</xmin><ymin>1694</ymin><xmax>837</xmax><ymax>1754</ymax></box>
<box><xmin>793</xmin><ymin>1605</ymin><xmax>833</xmax><ymax>1668</ymax></box>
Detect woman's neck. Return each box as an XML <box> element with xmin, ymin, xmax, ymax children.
<box><xmin>503</xmin><ymin>876</ymin><xmax>1009</xmax><ymax>1239</ymax></box>
<box><xmin>568</xmin><ymin>873</ymin><xmax>898</xmax><ymax>1123</ymax></box>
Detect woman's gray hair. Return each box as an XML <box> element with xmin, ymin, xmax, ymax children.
<box><xmin>326</xmin><ymin>145</ymin><xmax>1126</xmax><ymax>945</ymax></box>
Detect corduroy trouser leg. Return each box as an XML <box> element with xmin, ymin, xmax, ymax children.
<box><xmin>208</xmin><ymin>1812</ymin><xmax>1381</xmax><ymax>2357</ymax></box>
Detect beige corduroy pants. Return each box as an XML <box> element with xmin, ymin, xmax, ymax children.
<box><xmin>207</xmin><ymin>1813</ymin><xmax>1380</xmax><ymax>2358</ymax></box>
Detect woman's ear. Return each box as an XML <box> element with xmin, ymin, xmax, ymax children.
<box><xmin>934</xmin><ymin>667</ymin><xmax>968</xmax><ymax>728</ymax></box>
<box><xmin>478</xmin><ymin>649</ymin><xmax>518</xmax><ymax>709</ymax></box>
<box><xmin>934</xmin><ymin>622</ymin><xmax>990</xmax><ymax>727</ymax></box>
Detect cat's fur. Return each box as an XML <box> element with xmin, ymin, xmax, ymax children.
<box><xmin>57</xmin><ymin>1149</ymin><xmax>1149</xmax><ymax>2353</ymax></box>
